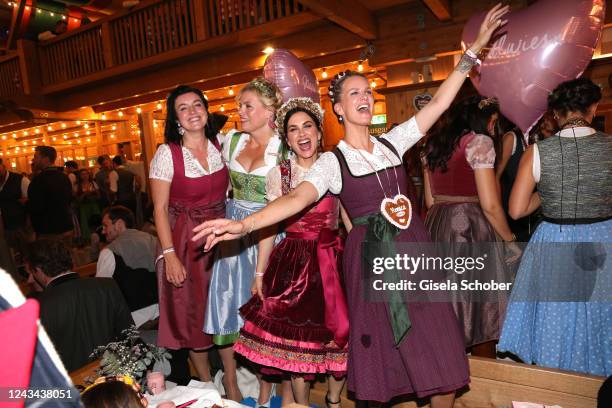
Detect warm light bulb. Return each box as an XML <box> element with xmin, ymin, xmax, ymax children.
<box><xmin>156</xmin><ymin>103</ymin><xmax>162</xmax><ymax>110</ymax></box>
<box><xmin>77</xmin><ymin>140</ymin><xmax>81</xmax><ymax>144</ymax></box>
<box><xmin>35</xmin><ymin>128</ymin><xmax>40</xmax><ymax>134</ymax></box>
<box><xmin>63</xmin><ymin>134</ymin><xmax>68</xmax><ymax>139</ymax></box>
<box><xmin>357</xmin><ymin>62</ymin><xmax>364</xmax><ymax>72</ymax></box>
<box><xmin>84</xmin><ymin>123</ymin><xmax>89</xmax><ymax>129</ymax></box>
<box><xmin>101</xmin><ymin>113</ymin><xmax>107</xmax><ymax>120</ymax></box>
<box><xmin>31</xmin><ymin>147</ymin><xmax>35</xmax><ymax>151</ymax></box>
<box><xmin>74</xmin><ymin>132</ymin><xmax>79</xmax><ymax>137</ymax></box>
<box><xmin>47</xmin><ymin>125</ymin><xmax>53</xmax><ymax>131</ymax></box>
<box><xmin>262</xmin><ymin>46</ymin><xmax>275</xmax><ymax>55</ymax></box>
<box><xmin>52</xmin><ymin>137</ymin><xmax>57</xmax><ymax>141</ymax></box>
<box><xmin>1</xmin><ymin>135</ymin><xmax>5</xmax><ymax>140</ymax></box>
<box><xmin>86</xmin><ymin>130</ymin><xmax>90</xmax><ymax>135</ymax></box>
<box><xmin>118</xmin><ymin>111</ymin><xmax>124</xmax><ymax>117</ymax></box>
<box><xmin>136</xmin><ymin>107</ymin><xmax>142</xmax><ymax>114</ymax></box>
<box><xmin>112</xmin><ymin>125</ymin><xmax>117</xmax><ymax>130</ymax></box>
<box><xmin>12</xmin><ymin>133</ymin><xmax>16</xmax><ymax>138</ymax></box>
<box><xmin>23</xmin><ymin>131</ymin><xmax>28</xmax><ymax>136</ymax></box>
<box><xmin>220</xmin><ymin>105</ymin><xmax>225</xmax><ymax>112</ymax></box>
<box><xmin>228</xmin><ymin>87</ymin><xmax>234</xmax><ymax>96</ymax></box>
<box><xmin>322</xmin><ymin>69</ymin><xmax>328</xmax><ymax>79</ymax></box>
<box><xmin>370</xmin><ymin>80</ymin><xmax>377</xmax><ymax>88</ymax></box>
<box><xmin>76</xmin><ymin>121</ymin><xmax>81</xmax><ymax>125</ymax></box>
<box><xmin>61</xmin><ymin>123</ymin><xmax>66</xmax><ymax>128</ymax></box>
<box><xmin>87</xmin><ymin>138</ymin><xmax>91</xmax><ymax>143</ymax></box>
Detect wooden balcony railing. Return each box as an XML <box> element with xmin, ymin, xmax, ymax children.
<box><xmin>39</xmin><ymin>26</ymin><xmax>105</xmax><ymax>85</ymax></box>
<box><xmin>0</xmin><ymin>54</ymin><xmax>22</xmax><ymax>97</ymax></box>
<box><xmin>31</xmin><ymin>0</ymin><xmax>305</xmax><ymax>89</ymax></box>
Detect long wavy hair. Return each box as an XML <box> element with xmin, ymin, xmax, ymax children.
<box><xmin>164</xmin><ymin>85</ymin><xmax>217</xmax><ymax>145</ymax></box>
<box><xmin>424</xmin><ymin>95</ymin><xmax>499</xmax><ymax>172</ymax></box>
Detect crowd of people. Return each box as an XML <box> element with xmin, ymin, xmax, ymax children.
<box><xmin>1</xmin><ymin>3</ymin><xmax>610</xmax><ymax>407</ymax></box>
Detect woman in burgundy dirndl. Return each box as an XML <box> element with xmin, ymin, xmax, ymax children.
<box><xmin>150</xmin><ymin>85</ymin><xmax>229</xmax><ymax>382</ymax></box>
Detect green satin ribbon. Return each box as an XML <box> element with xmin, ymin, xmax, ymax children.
<box><xmin>353</xmin><ymin>212</ymin><xmax>411</xmax><ymax>346</ymax></box>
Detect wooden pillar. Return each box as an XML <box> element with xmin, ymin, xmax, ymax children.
<box><xmin>138</xmin><ymin>111</ymin><xmax>156</xmax><ymax>197</ymax></box>
<box><xmin>95</xmin><ymin>121</ymin><xmax>104</xmax><ymax>160</ymax></box>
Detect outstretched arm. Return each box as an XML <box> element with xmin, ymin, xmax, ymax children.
<box><xmin>415</xmin><ymin>3</ymin><xmax>509</xmax><ymax>134</ymax></box>
<box><xmin>193</xmin><ymin>181</ymin><xmax>319</xmax><ymax>250</ymax></box>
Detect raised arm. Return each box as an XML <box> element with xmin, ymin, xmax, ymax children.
<box><xmin>415</xmin><ymin>3</ymin><xmax>509</xmax><ymax>134</ymax></box>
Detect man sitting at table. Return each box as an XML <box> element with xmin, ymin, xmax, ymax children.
<box><xmin>97</xmin><ymin>205</ymin><xmax>158</xmax><ymax>327</ymax></box>
<box><xmin>26</xmin><ymin>239</ymin><xmax>133</xmax><ymax>371</ymax></box>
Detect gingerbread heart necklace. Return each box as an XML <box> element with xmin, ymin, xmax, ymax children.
<box><xmin>346</xmin><ymin>140</ymin><xmax>412</xmax><ymax>230</ymax></box>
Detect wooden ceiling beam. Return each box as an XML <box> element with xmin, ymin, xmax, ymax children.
<box><xmin>421</xmin><ymin>0</ymin><xmax>452</xmax><ymax>21</ymax></box>
<box><xmin>298</xmin><ymin>0</ymin><xmax>377</xmax><ymax>40</ymax></box>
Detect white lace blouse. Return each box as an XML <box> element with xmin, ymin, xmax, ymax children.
<box><xmin>149</xmin><ymin>141</ymin><xmax>225</xmax><ymax>182</ymax></box>
<box><xmin>304</xmin><ymin>117</ymin><xmax>423</xmax><ymax>199</ymax></box>
<box><xmin>265</xmin><ymin>156</ymin><xmax>309</xmax><ymax>202</ymax></box>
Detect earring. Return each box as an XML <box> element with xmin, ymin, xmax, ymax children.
<box><xmin>338</xmin><ymin>116</ymin><xmax>344</xmax><ymax>123</ymax></box>
<box><xmin>176</xmin><ymin>121</ymin><xmax>185</xmax><ymax>136</ymax></box>
<box><xmin>268</xmin><ymin>118</ymin><xmax>277</xmax><ymax>129</ymax></box>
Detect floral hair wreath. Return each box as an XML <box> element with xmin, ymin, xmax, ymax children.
<box><xmin>248</xmin><ymin>77</ymin><xmax>277</xmax><ymax>99</ymax></box>
<box><xmin>478</xmin><ymin>97</ymin><xmax>498</xmax><ymax>110</ymax></box>
<box><xmin>328</xmin><ymin>70</ymin><xmax>349</xmax><ymax>104</ymax></box>
<box><xmin>275</xmin><ymin>97</ymin><xmax>325</xmax><ymax>137</ymax></box>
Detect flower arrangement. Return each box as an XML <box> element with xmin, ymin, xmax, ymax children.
<box><xmin>90</xmin><ymin>326</ymin><xmax>171</xmax><ymax>385</ymax></box>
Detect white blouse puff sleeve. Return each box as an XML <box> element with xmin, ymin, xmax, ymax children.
<box><xmin>265</xmin><ymin>167</ymin><xmax>283</xmax><ymax>202</ymax></box>
<box><xmin>149</xmin><ymin>144</ymin><xmax>174</xmax><ymax>182</ymax></box>
<box><xmin>465</xmin><ymin>134</ymin><xmax>496</xmax><ymax>169</ymax></box>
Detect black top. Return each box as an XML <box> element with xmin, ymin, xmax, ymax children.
<box><xmin>38</xmin><ymin>273</ymin><xmax>134</xmax><ymax>371</ymax></box>
<box><xmin>27</xmin><ymin>166</ymin><xmax>73</xmax><ymax>234</ymax></box>
<box><xmin>0</xmin><ymin>171</ymin><xmax>27</xmax><ymax>230</ymax></box>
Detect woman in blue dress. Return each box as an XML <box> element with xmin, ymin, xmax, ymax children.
<box><xmin>206</xmin><ymin>77</ymin><xmax>286</xmax><ymax>401</ymax></box>
<box><xmin>498</xmin><ymin>78</ymin><xmax>612</xmax><ymax>376</ymax></box>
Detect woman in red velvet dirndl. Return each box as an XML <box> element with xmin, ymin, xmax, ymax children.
<box><xmin>150</xmin><ymin>85</ymin><xmax>229</xmax><ymax>381</ymax></box>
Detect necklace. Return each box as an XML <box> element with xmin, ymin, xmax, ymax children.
<box><xmin>561</xmin><ymin>118</ymin><xmax>591</xmax><ymax>129</ymax></box>
<box><xmin>345</xmin><ymin>140</ymin><xmax>412</xmax><ymax>230</ymax></box>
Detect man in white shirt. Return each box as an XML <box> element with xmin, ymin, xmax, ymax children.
<box><xmin>97</xmin><ymin>206</ymin><xmax>159</xmax><ymax>327</ymax></box>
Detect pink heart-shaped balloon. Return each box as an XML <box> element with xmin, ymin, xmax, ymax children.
<box><xmin>462</xmin><ymin>0</ymin><xmax>605</xmax><ymax>133</ymax></box>
<box><xmin>263</xmin><ymin>49</ymin><xmax>320</xmax><ymax>103</ymax></box>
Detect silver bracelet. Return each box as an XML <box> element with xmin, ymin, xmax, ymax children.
<box><xmin>255</xmin><ymin>272</ymin><xmax>265</xmax><ymax>277</ymax></box>
<box><xmin>162</xmin><ymin>247</ymin><xmax>175</xmax><ymax>255</ymax></box>
<box><xmin>455</xmin><ymin>50</ymin><xmax>481</xmax><ymax>73</ymax></box>
<box><xmin>246</xmin><ymin>218</ymin><xmax>255</xmax><ymax>235</ymax></box>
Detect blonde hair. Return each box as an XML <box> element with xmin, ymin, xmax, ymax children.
<box><xmin>239</xmin><ymin>77</ymin><xmax>283</xmax><ymax>111</ymax></box>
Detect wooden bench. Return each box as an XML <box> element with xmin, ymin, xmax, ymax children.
<box><xmin>309</xmin><ymin>357</ymin><xmax>604</xmax><ymax>408</ymax></box>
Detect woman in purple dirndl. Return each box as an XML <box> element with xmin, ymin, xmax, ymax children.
<box><xmin>193</xmin><ymin>6</ymin><xmax>508</xmax><ymax>406</ymax></box>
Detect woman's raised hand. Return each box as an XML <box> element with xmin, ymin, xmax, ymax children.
<box><xmin>192</xmin><ymin>218</ymin><xmax>246</xmax><ymax>251</ymax></box>
<box><xmin>470</xmin><ymin>3</ymin><xmax>510</xmax><ymax>54</ymax></box>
